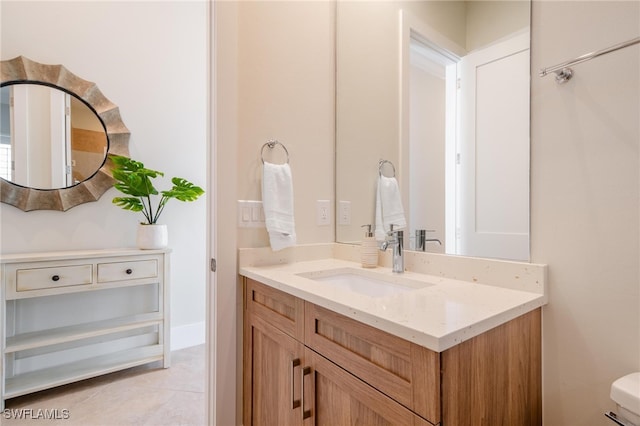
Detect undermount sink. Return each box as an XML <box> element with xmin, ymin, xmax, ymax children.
<box><xmin>298</xmin><ymin>269</ymin><xmax>433</xmax><ymax>298</ymax></box>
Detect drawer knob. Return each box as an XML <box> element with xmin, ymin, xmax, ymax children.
<box><xmin>126</xmin><ymin>269</ymin><xmax>133</xmax><ymax>275</ymax></box>
<box><xmin>51</xmin><ymin>275</ymin><xmax>60</xmax><ymax>282</ymax></box>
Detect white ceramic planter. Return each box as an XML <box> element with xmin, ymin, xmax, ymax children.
<box><xmin>137</xmin><ymin>224</ymin><xmax>168</xmax><ymax>249</ymax></box>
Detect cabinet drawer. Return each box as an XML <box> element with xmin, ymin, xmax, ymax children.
<box><xmin>16</xmin><ymin>264</ymin><xmax>93</xmax><ymax>292</ymax></box>
<box><xmin>244</xmin><ymin>278</ymin><xmax>304</xmax><ymax>342</ymax></box>
<box><xmin>97</xmin><ymin>259</ymin><xmax>158</xmax><ymax>283</ymax></box>
<box><xmin>305</xmin><ymin>303</ymin><xmax>441</xmax><ymax>424</ymax></box>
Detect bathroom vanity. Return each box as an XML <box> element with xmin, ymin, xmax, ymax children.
<box><xmin>240</xmin><ymin>245</ymin><xmax>547</xmax><ymax>426</ymax></box>
<box><xmin>0</xmin><ymin>249</ymin><xmax>170</xmax><ymax>409</ymax></box>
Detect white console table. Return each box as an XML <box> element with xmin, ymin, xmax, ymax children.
<box><xmin>0</xmin><ymin>249</ymin><xmax>170</xmax><ymax>409</ymax></box>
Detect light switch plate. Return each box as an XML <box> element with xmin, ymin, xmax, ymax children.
<box><xmin>237</xmin><ymin>200</ymin><xmax>265</xmax><ymax>228</ymax></box>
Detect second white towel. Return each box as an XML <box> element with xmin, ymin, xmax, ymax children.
<box><xmin>375</xmin><ymin>175</ymin><xmax>407</xmax><ymax>241</ymax></box>
<box><xmin>262</xmin><ymin>161</ymin><xmax>297</xmax><ymax>251</ymax></box>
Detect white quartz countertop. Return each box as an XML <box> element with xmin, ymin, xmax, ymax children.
<box><xmin>240</xmin><ymin>257</ymin><xmax>547</xmax><ymax>352</ymax></box>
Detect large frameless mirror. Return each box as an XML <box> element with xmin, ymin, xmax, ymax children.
<box><xmin>335</xmin><ymin>1</ymin><xmax>531</xmax><ymax>261</ymax></box>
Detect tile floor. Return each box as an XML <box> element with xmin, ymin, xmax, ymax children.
<box><xmin>3</xmin><ymin>345</ymin><xmax>206</xmax><ymax>426</ymax></box>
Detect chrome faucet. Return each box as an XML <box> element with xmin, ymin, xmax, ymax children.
<box><xmin>415</xmin><ymin>229</ymin><xmax>442</xmax><ymax>251</ymax></box>
<box><xmin>380</xmin><ymin>224</ymin><xmax>404</xmax><ymax>273</ymax></box>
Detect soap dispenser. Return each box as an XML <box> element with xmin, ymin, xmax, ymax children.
<box><xmin>360</xmin><ymin>225</ymin><xmax>378</xmax><ymax>268</ymax></box>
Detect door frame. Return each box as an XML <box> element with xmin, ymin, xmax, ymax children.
<box><xmin>209</xmin><ymin>1</ymin><xmax>241</xmax><ymax>424</ymax></box>
<box><xmin>398</xmin><ymin>10</ymin><xmax>465</xmax><ymax>254</ymax></box>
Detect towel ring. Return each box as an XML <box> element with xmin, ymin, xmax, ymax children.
<box><xmin>261</xmin><ymin>140</ymin><xmax>290</xmax><ymax>164</ymax></box>
<box><xmin>378</xmin><ymin>159</ymin><xmax>396</xmax><ymax>177</ymax></box>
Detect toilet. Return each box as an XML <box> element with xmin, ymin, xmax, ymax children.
<box><xmin>609</xmin><ymin>372</ymin><xmax>640</xmax><ymax>425</ymax></box>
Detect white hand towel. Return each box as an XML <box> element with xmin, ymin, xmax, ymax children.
<box><xmin>375</xmin><ymin>175</ymin><xmax>407</xmax><ymax>241</ymax></box>
<box><xmin>262</xmin><ymin>161</ymin><xmax>297</xmax><ymax>251</ymax></box>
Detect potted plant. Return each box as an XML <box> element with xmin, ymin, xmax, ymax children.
<box><xmin>109</xmin><ymin>154</ymin><xmax>205</xmax><ymax>249</ymax></box>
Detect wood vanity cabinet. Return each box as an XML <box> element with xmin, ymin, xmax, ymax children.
<box><xmin>243</xmin><ymin>277</ymin><xmax>541</xmax><ymax>426</ymax></box>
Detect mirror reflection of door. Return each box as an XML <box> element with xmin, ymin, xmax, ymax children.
<box><xmin>0</xmin><ymin>84</ymin><xmax>107</xmax><ymax>190</ymax></box>
<box><xmin>408</xmin><ymin>30</ymin><xmax>529</xmax><ymax>261</ymax></box>
<box><xmin>11</xmin><ymin>84</ymin><xmax>69</xmax><ymax>189</ymax></box>
<box><xmin>0</xmin><ymin>87</ymin><xmax>11</xmax><ymax>181</ymax></box>
<box><xmin>457</xmin><ymin>32</ymin><xmax>530</xmax><ymax>261</ymax></box>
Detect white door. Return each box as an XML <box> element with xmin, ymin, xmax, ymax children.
<box><xmin>457</xmin><ymin>32</ymin><xmax>530</xmax><ymax>261</ymax></box>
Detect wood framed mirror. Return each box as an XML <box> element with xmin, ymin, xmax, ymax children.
<box><xmin>0</xmin><ymin>56</ymin><xmax>130</xmax><ymax>211</ymax></box>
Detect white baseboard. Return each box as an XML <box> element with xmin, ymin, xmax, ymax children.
<box><xmin>171</xmin><ymin>321</ymin><xmax>206</xmax><ymax>351</ymax></box>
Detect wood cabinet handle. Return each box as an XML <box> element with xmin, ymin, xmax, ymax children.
<box><xmin>51</xmin><ymin>275</ymin><xmax>60</xmax><ymax>282</ymax></box>
<box><xmin>291</xmin><ymin>358</ymin><xmax>301</xmax><ymax>409</ymax></box>
<box><xmin>125</xmin><ymin>269</ymin><xmax>133</xmax><ymax>275</ymax></box>
<box><xmin>301</xmin><ymin>366</ymin><xmax>311</xmax><ymax>420</ymax></box>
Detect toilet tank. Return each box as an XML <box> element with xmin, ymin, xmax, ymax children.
<box><xmin>611</xmin><ymin>372</ymin><xmax>640</xmax><ymax>425</ymax></box>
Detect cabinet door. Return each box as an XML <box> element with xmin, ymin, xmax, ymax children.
<box><xmin>244</xmin><ymin>313</ymin><xmax>305</xmax><ymax>426</ymax></box>
<box><xmin>303</xmin><ymin>348</ymin><xmax>434</xmax><ymax>426</ymax></box>
<box><xmin>305</xmin><ymin>302</ymin><xmax>440</xmax><ymax>423</ymax></box>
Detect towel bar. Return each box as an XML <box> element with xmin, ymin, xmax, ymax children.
<box><xmin>261</xmin><ymin>140</ymin><xmax>290</xmax><ymax>164</ymax></box>
<box><xmin>378</xmin><ymin>159</ymin><xmax>396</xmax><ymax>177</ymax></box>
<box><xmin>539</xmin><ymin>36</ymin><xmax>640</xmax><ymax>84</ymax></box>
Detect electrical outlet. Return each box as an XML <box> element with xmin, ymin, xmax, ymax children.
<box><xmin>316</xmin><ymin>200</ymin><xmax>330</xmax><ymax>226</ymax></box>
<box><xmin>338</xmin><ymin>200</ymin><xmax>351</xmax><ymax>225</ymax></box>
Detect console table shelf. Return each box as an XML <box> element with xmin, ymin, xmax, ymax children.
<box><xmin>6</xmin><ymin>312</ymin><xmax>164</xmax><ymax>353</ymax></box>
<box><xmin>5</xmin><ymin>344</ymin><xmax>164</xmax><ymax>399</ymax></box>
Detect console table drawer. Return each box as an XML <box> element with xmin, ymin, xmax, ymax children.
<box><xmin>97</xmin><ymin>259</ymin><xmax>158</xmax><ymax>283</ymax></box>
<box><xmin>16</xmin><ymin>265</ymin><xmax>93</xmax><ymax>292</ymax></box>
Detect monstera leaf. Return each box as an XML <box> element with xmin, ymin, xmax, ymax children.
<box><xmin>162</xmin><ymin>178</ymin><xmax>205</xmax><ymax>202</ymax></box>
<box><xmin>110</xmin><ymin>155</ymin><xmax>204</xmax><ymax>224</ymax></box>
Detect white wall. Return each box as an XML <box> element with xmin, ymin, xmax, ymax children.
<box><xmin>0</xmin><ymin>1</ymin><xmax>209</xmax><ymax>349</ymax></box>
<box><xmin>235</xmin><ymin>1</ymin><xmax>335</xmax><ymax>249</ymax></box>
<box><xmin>214</xmin><ymin>1</ymin><xmax>336</xmax><ymax>423</ymax></box>
<box><xmin>531</xmin><ymin>1</ymin><xmax>639</xmax><ymax>425</ymax></box>
<box><xmin>465</xmin><ymin>0</ymin><xmax>529</xmax><ymax>52</ymax></box>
